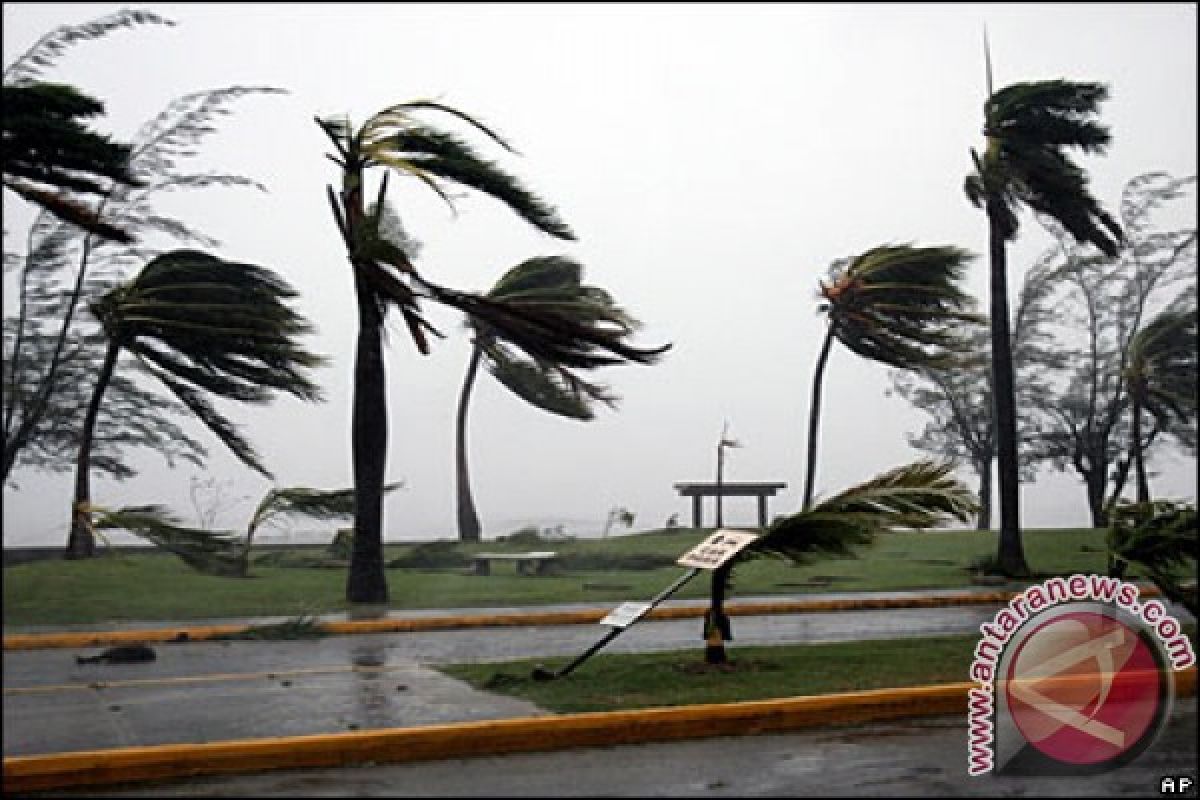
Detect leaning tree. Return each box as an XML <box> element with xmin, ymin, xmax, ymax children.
<box><xmin>67</xmin><ymin>250</ymin><xmax>325</xmax><ymax>558</ymax></box>
<box><xmin>317</xmin><ymin>100</ymin><xmax>668</xmax><ymax>603</ymax></box>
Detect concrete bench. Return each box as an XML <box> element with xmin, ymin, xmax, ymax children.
<box><xmin>471</xmin><ymin>551</ymin><xmax>558</xmax><ymax>576</ymax></box>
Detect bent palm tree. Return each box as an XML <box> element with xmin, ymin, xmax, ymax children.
<box><xmin>705</xmin><ymin>460</ymin><xmax>978</xmax><ymax>664</ymax></box>
<box><xmin>1124</xmin><ymin>307</ymin><xmax>1198</xmax><ymax>502</ymax></box>
<box><xmin>67</xmin><ymin>249</ymin><xmax>326</xmax><ymax>558</ymax></box>
<box><xmin>455</xmin><ymin>256</ymin><xmax>663</xmax><ymax>541</ymax></box>
<box><xmin>317</xmin><ymin>101</ymin><xmax>668</xmax><ymax>602</ymax></box>
<box><xmin>964</xmin><ymin>57</ymin><xmax>1123</xmax><ymax>576</ymax></box>
<box><xmin>803</xmin><ymin>244</ymin><xmax>978</xmax><ymax>509</ymax></box>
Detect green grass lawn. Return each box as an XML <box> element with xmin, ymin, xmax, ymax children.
<box><xmin>2</xmin><ymin>527</ymin><xmax>1123</xmax><ymax>627</ymax></box>
<box><xmin>439</xmin><ymin>626</ymin><xmax>1199</xmax><ymax>714</ymax></box>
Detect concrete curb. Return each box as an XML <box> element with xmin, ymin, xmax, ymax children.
<box><xmin>4</xmin><ymin>588</ymin><xmax>1081</xmax><ymax>651</ymax></box>
<box><xmin>5</xmin><ymin>668</ymin><xmax>1195</xmax><ymax>793</ymax></box>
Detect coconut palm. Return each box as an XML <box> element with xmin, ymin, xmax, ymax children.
<box><xmin>454</xmin><ymin>256</ymin><xmax>663</xmax><ymax>541</ymax></box>
<box><xmin>704</xmin><ymin>460</ymin><xmax>978</xmax><ymax>664</ymax></box>
<box><xmin>964</xmin><ymin>55</ymin><xmax>1123</xmax><ymax>575</ymax></box>
<box><xmin>317</xmin><ymin>101</ymin><xmax>668</xmax><ymax>602</ymax></box>
<box><xmin>1124</xmin><ymin>307</ymin><xmax>1198</xmax><ymax>502</ymax></box>
<box><xmin>66</xmin><ymin>249</ymin><xmax>326</xmax><ymax>558</ymax></box>
<box><xmin>803</xmin><ymin>244</ymin><xmax>978</xmax><ymax>509</ymax></box>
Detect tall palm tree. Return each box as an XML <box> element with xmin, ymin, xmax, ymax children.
<box><xmin>1123</xmin><ymin>307</ymin><xmax>1197</xmax><ymax>502</ymax></box>
<box><xmin>705</xmin><ymin>460</ymin><xmax>978</xmax><ymax>665</ymax></box>
<box><xmin>964</xmin><ymin>51</ymin><xmax>1123</xmax><ymax>576</ymax></box>
<box><xmin>317</xmin><ymin>100</ymin><xmax>668</xmax><ymax>603</ymax></box>
<box><xmin>66</xmin><ymin>249</ymin><xmax>325</xmax><ymax>558</ymax></box>
<box><xmin>455</xmin><ymin>256</ymin><xmax>663</xmax><ymax>542</ymax></box>
<box><xmin>803</xmin><ymin>244</ymin><xmax>978</xmax><ymax>509</ymax></box>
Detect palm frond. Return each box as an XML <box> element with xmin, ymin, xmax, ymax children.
<box><xmin>3</xmin><ymin>8</ymin><xmax>174</xmax><ymax>86</ymax></box>
<box><xmin>751</xmin><ymin>461</ymin><xmax>978</xmax><ymax>564</ymax></box>
<box><xmin>973</xmin><ymin>78</ymin><xmax>1123</xmax><ymax>255</ymax></box>
<box><xmin>354</xmin><ymin>103</ymin><xmax>574</xmax><ymax>240</ymax></box>
<box><xmin>1126</xmin><ymin>306</ymin><xmax>1198</xmax><ymax>426</ymax></box>
<box><xmin>93</xmin><ymin>503</ymin><xmax>247</xmax><ymax>577</ymax></box>
<box><xmin>1108</xmin><ymin>500</ymin><xmax>1197</xmax><ymax>616</ymax></box>
<box><xmin>821</xmin><ymin>244</ymin><xmax>980</xmax><ymax>370</ymax></box>
<box><xmin>245</xmin><ymin>482</ymin><xmax>404</xmax><ymax>536</ymax></box>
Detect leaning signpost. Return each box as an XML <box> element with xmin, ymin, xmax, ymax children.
<box><xmin>530</xmin><ymin>529</ymin><xmax>758</xmax><ymax>681</ymax></box>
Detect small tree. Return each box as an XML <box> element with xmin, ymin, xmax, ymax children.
<box><xmin>803</xmin><ymin>244</ymin><xmax>979</xmax><ymax>509</ymax></box>
<box><xmin>454</xmin><ymin>256</ymin><xmax>664</xmax><ymax>541</ymax></box>
<box><xmin>67</xmin><ymin>250</ymin><xmax>326</xmax><ymax>558</ymax></box>
<box><xmin>1123</xmin><ymin>306</ymin><xmax>1197</xmax><ymax>503</ymax></box>
<box><xmin>703</xmin><ymin>461</ymin><xmax>977</xmax><ymax>665</ymax></box>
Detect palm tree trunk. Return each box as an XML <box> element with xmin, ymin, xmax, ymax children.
<box><xmin>344</xmin><ymin>167</ymin><xmax>389</xmax><ymax>604</ymax></box>
<box><xmin>986</xmin><ymin>207</ymin><xmax>1030</xmax><ymax>577</ymax></box>
<box><xmin>65</xmin><ymin>340</ymin><xmax>120</xmax><ymax>559</ymax></box>
<box><xmin>455</xmin><ymin>345</ymin><xmax>484</xmax><ymax>542</ymax></box>
<box><xmin>704</xmin><ymin>562</ymin><xmax>733</xmax><ymax>665</ymax></box>
<box><xmin>1131</xmin><ymin>396</ymin><xmax>1150</xmax><ymax>504</ymax></box>
<box><xmin>803</xmin><ymin>326</ymin><xmax>836</xmax><ymax>510</ymax></box>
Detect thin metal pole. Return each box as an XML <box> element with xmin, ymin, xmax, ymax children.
<box><xmin>533</xmin><ymin>567</ymin><xmax>703</xmax><ymax>680</ymax></box>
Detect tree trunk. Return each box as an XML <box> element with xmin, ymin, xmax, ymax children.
<box><xmin>986</xmin><ymin>205</ymin><xmax>1030</xmax><ymax>577</ymax></box>
<box><xmin>1131</xmin><ymin>396</ymin><xmax>1150</xmax><ymax>504</ymax></box>
<box><xmin>802</xmin><ymin>326</ymin><xmax>836</xmax><ymax>510</ymax></box>
<box><xmin>455</xmin><ymin>345</ymin><xmax>484</xmax><ymax>542</ymax></box>
<box><xmin>344</xmin><ymin>166</ymin><xmax>389</xmax><ymax>604</ymax></box>
<box><xmin>704</xmin><ymin>562</ymin><xmax>733</xmax><ymax>665</ymax></box>
<box><xmin>65</xmin><ymin>340</ymin><xmax>120</xmax><ymax>559</ymax></box>
<box><xmin>1085</xmin><ymin>469</ymin><xmax>1109</xmax><ymax>529</ymax></box>
<box><xmin>975</xmin><ymin>457</ymin><xmax>993</xmax><ymax>531</ymax></box>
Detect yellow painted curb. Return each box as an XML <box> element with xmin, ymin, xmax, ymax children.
<box><xmin>0</xmin><ymin>683</ymin><xmax>973</xmax><ymax>792</ymax></box>
<box><xmin>2</xmin><ymin>589</ymin><xmax>1038</xmax><ymax>651</ymax></box>
<box><xmin>1</xmin><ymin>585</ymin><xmax>1166</xmax><ymax>652</ymax></box>
<box><xmin>6</xmin><ymin>667</ymin><xmax>1194</xmax><ymax>793</ymax></box>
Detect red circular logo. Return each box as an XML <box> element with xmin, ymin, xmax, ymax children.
<box><xmin>1005</xmin><ymin>609</ymin><xmax>1166</xmax><ymax>767</ymax></box>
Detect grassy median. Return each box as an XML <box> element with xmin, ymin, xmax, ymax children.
<box><xmin>3</xmin><ymin>527</ymin><xmax>1121</xmax><ymax>627</ymax></box>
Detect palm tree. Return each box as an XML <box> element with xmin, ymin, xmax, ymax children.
<box><xmin>1124</xmin><ymin>307</ymin><xmax>1198</xmax><ymax>502</ymax></box>
<box><xmin>454</xmin><ymin>255</ymin><xmax>662</xmax><ymax>541</ymax></box>
<box><xmin>803</xmin><ymin>244</ymin><xmax>978</xmax><ymax>509</ymax></box>
<box><xmin>317</xmin><ymin>101</ymin><xmax>668</xmax><ymax>602</ymax></box>
<box><xmin>704</xmin><ymin>460</ymin><xmax>978</xmax><ymax>664</ymax></box>
<box><xmin>964</xmin><ymin>49</ymin><xmax>1123</xmax><ymax>576</ymax></box>
<box><xmin>66</xmin><ymin>249</ymin><xmax>326</xmax><ymax>558</ymax></box>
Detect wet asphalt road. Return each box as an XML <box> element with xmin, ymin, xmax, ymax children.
<box><xmin>5</xmin><ymin>594</ymin><xmax>1197</xmax><ymax>797</ymax></box>
<box><xmin>4</xmin><ymin>601</ymin><xmax>1009</xmax><ymax>757</ymax></box>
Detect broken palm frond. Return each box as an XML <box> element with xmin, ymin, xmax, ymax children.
<box><xmin>211</xmin><ymin>615</ymin><xmax>326</xmax><ymax>640</ymax></box>
<box><xmin>245</xmin><ymin>482</ymin><xmax>405</xmax><ymax>541</ymax></box>
<box><xmin>93</xmin><ymin>504</ymin><xmax>248</xmax><ymax>577</ymax></box>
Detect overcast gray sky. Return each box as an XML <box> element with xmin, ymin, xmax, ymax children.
<box><xmin>3</xmin><ymin>3</ymin><xmax>1197</xmax><ymax>546</ymax></box>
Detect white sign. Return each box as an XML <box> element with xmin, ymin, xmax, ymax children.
<box><xmin>676</xmin><ymin>529</ymin><xmax>759</xmax><ymax>570</ymax></box>
<box><xmin>601</xmin><ymin>601</ymin><xmax>653</xmax><ymax>629</ymax></box>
